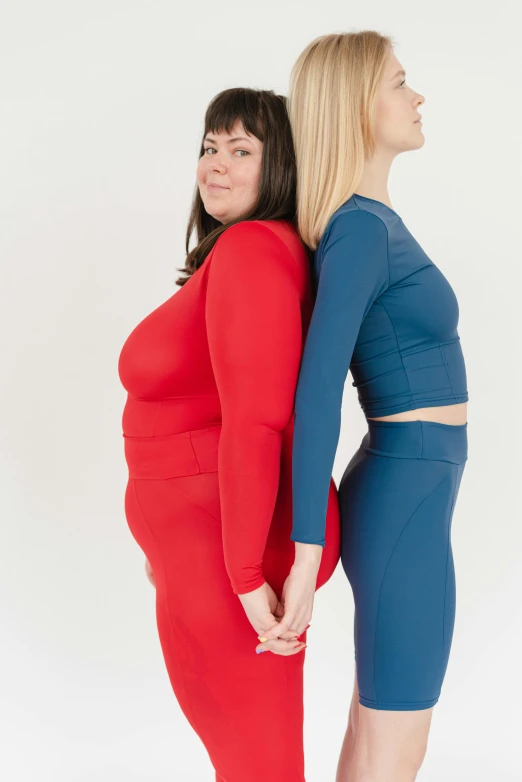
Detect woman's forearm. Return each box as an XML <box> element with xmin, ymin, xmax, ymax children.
<box><xmin>293</xmin><ymin>541</ymin><xmax>323</xmax><ymax>570</ymax></box>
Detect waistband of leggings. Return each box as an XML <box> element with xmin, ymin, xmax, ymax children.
<box><xmin>123</xmin><ymin>424</ymin><xmax>221</xmax><ymax>479</ymax></box>
<box><xmin>364</xmin><ymin>419</ymin><xmax>468</xmax><ymax>464</ymax></box>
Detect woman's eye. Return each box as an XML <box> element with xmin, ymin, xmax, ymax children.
<box><xmin>235</xmin><ymin>149</ymin><xmax>249</xmax><ymax>157</ymax></box>
<box><xmin>204</xmin><ymin>147</ymin><xmax>216</xmax><ymax>155</ymax></box>
<box><xmin>398</xmin><ymin>79</ymin><xmax>406</xmax><ymax>88</ymax></box>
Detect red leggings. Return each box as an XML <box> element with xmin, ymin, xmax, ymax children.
<box><xmin>123</xmin><ymin>424</ymin><xmax>340</xmax><ymax>781</ymax></box>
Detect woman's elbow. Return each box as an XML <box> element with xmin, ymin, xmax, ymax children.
<box><xmin>222</xmin><ymin>404</ymin><xmax>294</xmax><ymax>435</ymax></box>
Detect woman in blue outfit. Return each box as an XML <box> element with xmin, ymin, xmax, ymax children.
<box><xmin>257</xmin><ymin>31</ymin><xmax>469</xmax><ymax>781</ymax></box>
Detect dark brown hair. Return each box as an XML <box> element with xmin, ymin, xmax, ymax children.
<box><xmin>176</xmin><ymin>88</ymin><xmax>298</xmax><ymax>286</ymax></box>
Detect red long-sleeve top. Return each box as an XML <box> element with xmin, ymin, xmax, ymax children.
<box><xmin>118</xmin><ymin>219</ymin><xmax>338</xmax><ymax>594</ymax></box>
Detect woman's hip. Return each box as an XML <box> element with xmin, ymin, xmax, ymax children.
<box><xmin>339</xmin><ymin>418</ymin><xmax>467</xmax><ymax>501</ymax></box>
<box><xmin>338</xmin><ymin>418</ymin><xmax>467</xmax><ymax>580</ymax></box>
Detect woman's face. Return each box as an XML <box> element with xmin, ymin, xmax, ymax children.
<box><xmin>374</xmin><ymin>51</ymin><xmax>425</xmax><ymax>154</ymax></box>
<box><xmin>197</xmin><ymin>121</ymin><xmax>263</xmax><ymax>223</ymax></box>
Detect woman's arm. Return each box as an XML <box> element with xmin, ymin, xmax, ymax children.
<box><xmin>291</xmin><ymin>208</ymin><xmax>390</xmax><ymax>546</ymax></box>
<box><xmin>205</xmin><ymin>221</ymin><xmax>303</xmax><ymax>596</ymax></box>
<box><xmin>259</xmin><ymin>208</ymin><xmax>390</xmax><ymax>643</ymax></box>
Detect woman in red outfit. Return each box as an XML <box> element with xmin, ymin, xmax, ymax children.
<box><xmin>117</xmin><ymin>88</ymin><xmax>340</xmax><ymax>781</ymax></box>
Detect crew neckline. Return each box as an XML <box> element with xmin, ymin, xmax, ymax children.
<box><xmin>352</xmin><ymin>192</ymin><xmax>400</xmax><ymax>217</ymax></box>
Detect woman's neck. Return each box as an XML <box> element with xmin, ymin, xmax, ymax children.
<box><xmin>356</xmin><ymin>152</ymin><xmax>394</xmax><ymax>210</ymax></box>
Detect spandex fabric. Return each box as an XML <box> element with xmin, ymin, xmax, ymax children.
<box><xmin>339</xmin><ymin>419</ymin><xmax>467</xmax><ymax>711</ymax></box>
<box><xmin>290</xmin><ymin>193</ymin><xmax>469</xmax><ymax>712</ymax></box>
<box><xmin>291</xmin><ymin>193</ymin><xmax>469</xmax><ymax>546</ymax></box>
<box><xmin>118</xmin><ymin>219</ymin><xmax>340</xmax><ymax>781</ymax></box>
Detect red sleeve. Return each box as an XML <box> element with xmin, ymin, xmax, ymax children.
<box><xmin>205</xmin><ymin>221</ymin><xmax>303</xmax><ymax>595</ymax></box>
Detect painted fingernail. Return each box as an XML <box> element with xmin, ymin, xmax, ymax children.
<box><xmin>258</xmin><ymin>636</ymin><xmax>267</xmax><ymax>642</ymax></box>
<box><xmin>256</xmin><ymin>648</ymin><xmax>266</xmax><ymax>654</ymax></box>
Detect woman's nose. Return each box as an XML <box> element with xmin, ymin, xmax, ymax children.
<box><xmin>210</xmin><ymin>153</ymin><xmax>227</xmax><ymax>172</ymax></box>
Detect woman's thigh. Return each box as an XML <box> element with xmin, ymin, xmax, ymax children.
<box><xmin>125</xmin><ymin>472</ymin><xmax>307</xmax><ymax>782</ymax></box>
<box><xmin>339</xmin><ymin>449</ymin><xmax>464</xmax><ymax>712</ymax></box>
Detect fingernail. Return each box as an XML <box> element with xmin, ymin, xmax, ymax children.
<box><xmin>258</xmin><ymin>636</ymin><xmax>267</xmax><ymax>642</ymax></box>
<box><xmin>256</xmin><ymin>648</ymin><xmax>266</xmax><ymax>654</ymax></box>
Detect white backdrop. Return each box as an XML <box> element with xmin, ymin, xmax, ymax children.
<box><xmin>1</xmin><ymin>1</ymin><xmax>521</xmax><ymax>780</ymax></box>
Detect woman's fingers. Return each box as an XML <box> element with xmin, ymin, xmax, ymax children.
<box><xmin>274</xmin><ymin>600</ymin><xmax>285</xmax><ymax>618</ymax></box>
<box><xmin>255</xmin><ymin>638</ymin><xmax>306</xmax><ymax>656</ymax></box>
<box><xmin>259</xmin><ymin>612</ymin><xmax>309</xmax><ymax>641</ymax></box>
<box><xmin>144</xmin><ymin>559</ymin><xmax>155</xmax><ymax>587</ymax></box>
<box><xmin>259</xmin><ymin>615</ymin><xmax>296</xmax><ymax>641</ymax></box>
<box><xmin>258</xmin><ymin>619</ymin><xmax>311</xmax><ymax>643</ymax></box>
<box><xmin>277</xmin><ymin>623</ymin><xmax>310</xmax><ymax>641</ymax></box>
<box><xmin>278</xmin><ymin>629</ymin><xmax>301</xmax><ymax>640</ymax></box>
<box><xmin>268</xmin><ymin>604</ymin><xmax>299</xmax><ymax>639</ymax></box>
<box><xmin>290</xmin><ymin>620</ymin><xmax>310</xmax><ymax>636</ymax></box>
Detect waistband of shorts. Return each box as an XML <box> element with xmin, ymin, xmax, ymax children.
<box><xmin>363</xmin><ymin>419</ymin><xmax>468</xmax><ymax>464</ymax></box>
<box><xmin>123</xmin><ymin>424</ymin><xmax>221</xmax><ymax>479</ymax></box>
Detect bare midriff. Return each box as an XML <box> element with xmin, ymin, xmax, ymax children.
<box><xmin>368</xmin><ymin>401</ymin><xmax>467</xmax><ymax>426</ymax></box>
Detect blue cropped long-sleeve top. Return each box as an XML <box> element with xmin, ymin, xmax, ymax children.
<box><xmin>291</xmin><ymin>193</ymin><xmax>468</xmax><ymax>546</ymax></box>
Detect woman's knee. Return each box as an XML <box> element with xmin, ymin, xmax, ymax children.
<box><xmin>353</xmin><ymin>704</ymin><xmax>432</xmax><ymax>780</ymax></box>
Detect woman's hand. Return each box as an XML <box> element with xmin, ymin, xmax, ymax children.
<box><xmin>238</xmin><ymin>581</ymin><xmax>306</xmax><ymax>656</ymax></box>
<box><xmin>257</xmin><ymin>543</ymin><xmax>322</xmax><ymax>644</ymax></box>
<box><xmin>144</xmin><ymin>558</ymin><xmax>155</xmax><ymax>587</ymax></box>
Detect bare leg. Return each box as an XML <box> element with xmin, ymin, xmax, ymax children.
<box><xmin>336</xmin><ymin>672</ymin><xmax>360</xmax><ymax>782</ymax></box>
<box><xmin>336</xmin><ymin>674</ymin><xmax>433</xmax><ymax>782</ymax></box>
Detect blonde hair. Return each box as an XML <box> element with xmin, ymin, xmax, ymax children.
<box><xmin>289</xmin><ymin>30</ymin><xmax>394</xmax><ymax>249</ymax></box>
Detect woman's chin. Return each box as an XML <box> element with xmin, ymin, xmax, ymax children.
<box><xmin>413</xmin><ymin>127</ymin><xmax>425</xmax><ymax>147</ymax></box>
<box><xmin>204</xmin><ymin>207</ymin><xmax>227</xmax><ymax>223</ymax></box>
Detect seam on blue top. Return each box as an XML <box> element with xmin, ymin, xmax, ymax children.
<box><xmin>352</xmin><ymin>337</ymin><xmax>461</xmax><ymax>367</ymax></box>
<box><xmin>351</xmin><ymin>346</ymin><xmax>403</xmax><ymax>367</ymax></box>
<box><xmin>319</xmin><ymin>206</ymin><xmax>391</xmax><ymax>290</ymax></box>
<box><xmin>351</xmin><ymin>193</ymin><xmax>401</xmax><ymax>219</ymax></box>
<box><xmin>363</xmin><ymin>394</ymin><xmax>468</xmax><ymax>417</ymax></box>
<box><xmin>402</xmin><ymin>337</ymin><xmax>461</xmax><ymax>358</ymax></box>
<box><xmin>350</xmin><ymin>202</ymin><xmax>391</xmax><ymax>288</ymax></box>
<box><xmin>363</xmin><ymin>451</ymin><xmax>465</xmax><ymax>465</ymax></box>
<box><xmin>377</xmin><ymin>298</ymin><xmax>415</xmax><ymax>409</ymax></box>
<box><xmin>439</xmin><ymin>344</ymin><xmax>458</xmax><ymax>403</ymax></box>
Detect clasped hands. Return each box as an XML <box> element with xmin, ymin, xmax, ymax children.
<box><xmin>238</xmin><ymin>549</ymin><xmax>322</xmax><ymax>657</ymax></box>
<box><xmin>144</xmin><ymin>543</ymin><xmax>322</xmax><ymax>657</ymax></box>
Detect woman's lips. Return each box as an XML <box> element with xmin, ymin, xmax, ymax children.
<box><xmin>207</xmin><ymin>183</ymin><xmax>229</xmax><ymax>192</ymax></box>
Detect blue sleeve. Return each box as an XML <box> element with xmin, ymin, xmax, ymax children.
<box><xmin>291</xmin><ymin>209</ymin><xmax>389</xmax><ymax>545</ymax></box>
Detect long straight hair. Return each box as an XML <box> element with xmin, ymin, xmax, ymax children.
<box><xmin>288</xmin><ymin>31</ymin><xmax>394</xmax><ymax>249</ymax></box>
<box><xmin>176</xmin><ymin>88</ymin><xmax>298</xmax><ymax>286</ymax></box>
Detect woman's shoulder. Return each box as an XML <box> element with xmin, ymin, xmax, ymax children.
<box><xmin>322</xmin><ymin>201</ymin><xmax>389</xmax><ymax>245</ymax></box>
<box><xmin>214</xmin><ymin>219</ymin><xmax>309</xmax><ymax>274</ymax></box>
<box><xmin>217</xmin><ymin>218</ymin><xmax>300</xmax><ymax>245</ymax></box>
<box><xmin>315</xmin><ymin>199</ymin><xmax>391</xmax><ymax>282</ymax></box>
<box><xmin>317</xmin><ymin>200</ymin><xmax>390</xmax><ymax>265</ymax></box>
